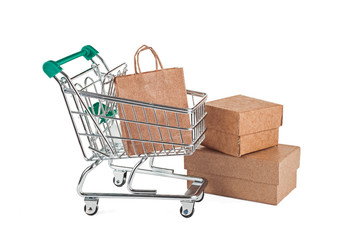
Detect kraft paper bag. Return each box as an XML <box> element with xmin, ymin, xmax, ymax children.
<box><xmin>114</xmin><ymin>45</ymin><xmax>191</xmax><ymax>156</ymax></box>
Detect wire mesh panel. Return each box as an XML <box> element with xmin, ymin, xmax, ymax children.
<box><xmin>56</xmin><ymin>56</ymin><xmax>207</xmax><ymax>161</ymax></box>
<box><xmin>64</xmin><ymin>87</ymin><xmax>207</xmax><ymax>160</ymax></box>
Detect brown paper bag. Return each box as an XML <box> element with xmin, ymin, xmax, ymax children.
<box><xmin>114</xmin><ymin>45</ymin><xmax>191</xmax><ymax>156</ymax></box>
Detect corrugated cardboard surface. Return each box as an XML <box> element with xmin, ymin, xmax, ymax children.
<box><xmin>187</xmin><ymin>170</ymin><xmax>297</xmax><ymax>205</ymax></box>
<box><xmin>204</xmin><ymin>128</ymin><xmax>279</xmax><ymax>156</ymax></box>
<box><xmin>185</xmin><ymin>145</ymin><xmax>300</xmax><ymax>204</ymax></box>
<box><xmin>185</xmin><ymin>144</ymin><xmax>300</xmax><ymax>185</ymax></box>
<box><xmin>202</xmin><ymin>95</ymin><xmax>283</xmax><ymax>156</ymax></box>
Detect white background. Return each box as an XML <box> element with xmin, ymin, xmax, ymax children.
<box><xmin>1</xmin><ymin>0</ymin><xmax>359</xmax><ymax>239</ymax></box>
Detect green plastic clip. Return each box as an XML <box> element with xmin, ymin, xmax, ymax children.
<box><xmin>88</xmin><ymin>102</ymin><xmax>117</xmax><ymax>124</ymax></box>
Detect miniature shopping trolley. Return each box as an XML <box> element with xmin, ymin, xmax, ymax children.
<box><xmin>43</xmin><ymin>45</ymin><xmax>207</xmax><ymax>217</ymax></box>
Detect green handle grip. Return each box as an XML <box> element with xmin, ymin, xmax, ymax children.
<box><xmin>43</xmin><ymin>45</ymin><xmax>99</xmax><ymax>78</ymax></box>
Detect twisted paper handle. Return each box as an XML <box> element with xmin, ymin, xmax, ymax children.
<box><xmin>134</xmin><ymin>45</ymin><xmax>164</xmax><ymax>74</ymax></box>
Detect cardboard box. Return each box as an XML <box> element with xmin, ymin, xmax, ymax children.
<box><xmin>202</xmin><ymin>95</ymin><xmax>283</xmax><ymax>156</ymax></box>
<box><xmin>185</xmin><ymin>144</ymin><xmax>300</xmax><ymax>205</ymax></box>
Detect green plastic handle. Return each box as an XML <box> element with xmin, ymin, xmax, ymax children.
<box><xmin>43</xmin><ymin>45</ymin><xmax>99</xmax><ymax>78</ymax></box>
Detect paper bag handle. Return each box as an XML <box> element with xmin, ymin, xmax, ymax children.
<box><xmin>134</xmin><ymin>45</ymin><xmax>163</xmax><ymax>74</ymax></box>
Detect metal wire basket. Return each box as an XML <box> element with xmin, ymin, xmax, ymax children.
<box><xmin>43</xmin><ymin>45</ymin><xmax>207</xmax><ymax>217</ymax></box>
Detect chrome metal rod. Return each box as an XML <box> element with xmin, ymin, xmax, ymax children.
<box><xmin>109</xmin><ymin>161</ymin><xmax>204</xmax><ymax>183</ymax></box>
<box><xmin>55</xmin><ymin>77</ymin><xmax>87</xmax><ymax>159</ymax></box>
<box><xmin>60</xmin><ymin>71</ymin><xmax>115</xmax><ymax>155</ymax></box>
<box><xmin>79</xmin><ymin>192</ymin><xmax>202</xmax><ymax>201</ymax></box>
<box><xmin>77</xmin><ymin>133</ymin><xmax>192</xmax><ymax>147</ymax></box>
<box><xmin>77</xmin><ymin>160</ymin><xmax>103</xmax><ymax>196</ymax></box>
<box><xmin>63</xmin><ymin>88</ymin><xmax>202</xmax><ymax>114</ymax></box>
<box><xmin>127</xmin><ymin>157</ymin><xmax>157</xmax><ymax>194</ymax></box>
<box><xmin>77</xmin><ymin>160</ymin><xmax>207</xmax><ymax>201</ymax></box>
<box><xmin>71</xmin><ymin>64</ymin><xmax>99</xmax><ymax>80</ymax></box>
<box><xmin>149</xmin><ymin>157</ymin><xmax>174</xmax><ymax>174</ymax></box>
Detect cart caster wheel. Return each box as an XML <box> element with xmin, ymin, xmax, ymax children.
<box><xmin>84</xmin><ymin>197</ymin><xmax>99</xmax><ymax>216</ymax></box>
<box><xmin>180</xmin><ymin>206</ymin><xmax>195</xmax><ymax>218</ymax></box>
<box><xmin>84</xmin><ymin>205</ymin><xmax>98</xmax><ymax>216</ymax></box>
<box><xmin>180</xmin><ymin>201</ymin><xmax>195</xmax><ymax>218</ymax></box>
<box><xmin>113</xmin><ymin>171</ymin><xmax>127</xmax><ymax>187</ymax></box>
<box><xmin>196</xmin><ymin>191</ymin><xmax>205</xmax><ymax>202</ymax></box>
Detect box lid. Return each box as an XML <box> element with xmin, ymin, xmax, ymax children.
<box><xmin>205</xmin><ymin>95</ymin><xmax>283</xmax><ymax>136</ymax></box>
<box><xmin>184</xmin><ymin>144</ymin><xmax>300</xmax><ymax>185</ymax></box>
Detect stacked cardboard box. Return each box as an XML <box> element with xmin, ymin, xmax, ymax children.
<box><xmin>184</xmin><ymin>95</ymin><xmax>300</xmax><ymax>205</ymax></box>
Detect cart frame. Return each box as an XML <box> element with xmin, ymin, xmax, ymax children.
<box><xmin>43</xmin><ymin>45</ymin><xmax>208</xmax><ymax>217</ymax></box>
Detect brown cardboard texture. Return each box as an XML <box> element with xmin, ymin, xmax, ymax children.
<box><xmin>202</xmin><ymin>95</ymin><xmax>283</xmax><ymax>156</ymax></box>
<box><xmin>114</xmin><ymin>45</ymin><xmax>191</xmax><ymax>156</ymax></box>
<box><xmin>188</xmin><ymin>170</ymin><xmax>297</xmax><ymax>205</ymax></box>
<box><xmin>185</xmin><ymin>144</ymin><xmax>300</xmax><ymax>205</ymax></box>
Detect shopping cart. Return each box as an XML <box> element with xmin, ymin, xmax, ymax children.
<box><xmin>43</xmin><ymin>45</ymin><xmax>208</xmax><ymax>217</ymax></box>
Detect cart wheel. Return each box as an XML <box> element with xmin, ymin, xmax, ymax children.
<box><xmin>84</xmin><ymin>205</ymin><xmax>98</xmax><ymax>216</ymax></box>
<box><xmin>84</xmin><ymin>197</ymin><xmax>99</xmax><ymax>216</ymax></box>
<box><xmin>180</xmin><ymin>206</ymin><xmax>195</xmax><ymax>218</ymax></box>
<box><xmin>113</xmin><ymin>171</ymin><xmax>127</xmax><ymax>187</ymax></box>
<box><xmin>196</xmin><ymin>191</ymin><xmax>205</xmax><ymax>202</ymax></box>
